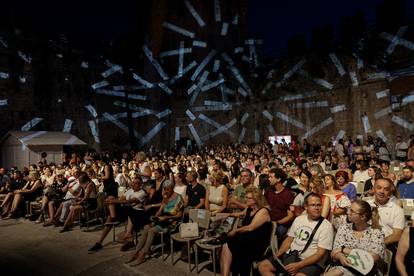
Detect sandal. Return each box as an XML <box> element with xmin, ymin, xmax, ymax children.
<box><xmin>125</xmin><ymin>254</ymin><xmax>138</xmax><ymax>264</ymax></box>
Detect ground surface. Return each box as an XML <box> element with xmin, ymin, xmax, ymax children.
<box><xmin>0</xmin><ymin>218</ymin><xmax>217</xmax><ymax>276</ymax></box>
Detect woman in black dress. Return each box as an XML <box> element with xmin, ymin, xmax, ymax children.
<box><xmin>220</xmin><ymin>186</ymin><xmax>272</xmax><ymax>276</ymax></box>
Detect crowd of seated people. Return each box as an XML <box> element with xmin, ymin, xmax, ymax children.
<box><xmin>0</xmin><ymin>134</ymin><xmax>414</xmax><ymax>275</ymax></box>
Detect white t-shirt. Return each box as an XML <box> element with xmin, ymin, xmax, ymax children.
<box><xmin>353</xmin><ymin>170</ymin><xmax>370</xmax><ymax>184</ymax></box>
<box><xmin>64</xmin><ymin>181</ymin><xmax>80</xmax><ymax>200</ymax></box>
<box><xmin>125</xmin><ymin>189</ymin><xmax>147</xmax><ymax>210</ymax></box>
<box><xmin>395</xmin><ymin>142</ymin><xmax>408</xmax><ymax>158</ymax></box>
<box><xmin>288</xmin><ymin>215</ymin><xmax>334</xmax><ymax>266</ymax></box>
<box><xmin>174</xmin><ymin>185</ymin><xmax>187</xmax><ymax>198</ymax></box>
<box><xmin>365</xmin><ymin>198</ymin><xmax>405</xmax><ymax>237</ymax></box>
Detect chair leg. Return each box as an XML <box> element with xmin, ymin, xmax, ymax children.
<box><xmin>187</xmin><ymin>241</ymin><xmax>191</xmax><ymax>272</ymax></box>
<box><xmin>195</xmin><ymin>245</ymin><xmax>199</xmax><ymax>274</ymax></box>
<box><xmin>212</xmin><ymin>248</ymin><xmax>216</xmax><ymax>276</ymax></box>
<box><xmin>170</xmin><ymin>238</ymin><xmax>174</xmax><ymax>264</ymax></box>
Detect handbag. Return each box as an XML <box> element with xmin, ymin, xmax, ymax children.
<box><xmin>179</xmin><ymin>222</ymin><xmax>199</xmax><ymax>238</ymax></box>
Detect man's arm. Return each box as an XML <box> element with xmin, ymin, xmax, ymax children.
<box><xmin>276</xmin><ymin>236</ymin><xmax>294</xmax><ymax>258</ymax></box>
<box><xmin>385</xmin><ymin>228</ymin><xmax>403</xmax><ymax>245</ymax></box>
<box><xmin>396</xmin><ymin>227</ymin><xmax>409</xmax><ymax>276</ymax></box>
<box><xmin>277</xmin><ymin>210</ymin><xmax>294</xmax><ymax>225</ymax></box>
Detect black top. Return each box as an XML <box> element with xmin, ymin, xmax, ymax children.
<box><xmin>186</xmin><ymin>183</ymin><xmax>206</xmax><ymax>207</ymax></box>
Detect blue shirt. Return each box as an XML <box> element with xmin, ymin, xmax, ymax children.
<box><xmin>398</xmin><ymin>181</ymin><xmax>414</xmax><ymax>199</ymax></box>
<box><xmin>342</xmin><ymin>183</ymin><xmax>357</xmax><ymax>202</ymax></box>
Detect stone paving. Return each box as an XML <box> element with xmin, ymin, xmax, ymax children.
<box><xmin>0</xmin><ymin>219</ymin><xmax>217</xmax><ymax>276</ymax></box>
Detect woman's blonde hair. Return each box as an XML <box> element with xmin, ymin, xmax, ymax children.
<box><xmin>209</xmin><ymin>170</ymin><xmax>224</xmax><ymax>184</ymax></box>
<box><xmin>245</xmin><ymin>186</ymin><xmax>268</xmax><ymax>209</ymax></box>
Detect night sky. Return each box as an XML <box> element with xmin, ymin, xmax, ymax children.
<box><xmin>5</xmin><ymin>0</ymin><xmax>414</xmax><ymax>57</ymax></box>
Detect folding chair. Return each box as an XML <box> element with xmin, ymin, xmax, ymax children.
<box><xmin>170</xmin><ymin>209</ymin><xmax>211</xmax><ymax>271</ymax></box>
<box><xmin>251</xmin><ymin>221</ymin><xmax>278</xmax><ymax>274</ymax></box>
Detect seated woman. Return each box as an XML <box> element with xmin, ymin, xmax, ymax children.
<box><xmin>335</xmin><ymin>170</ymin><xmax>357</xmax><ymax>202</ymax></box>
<box><xmin>324</xmin><ymin>199</ymin><xmax>385</xmax><ymax>276</ymax></box>
<box><xmin>220</xmin><ymin>187</ymin><xmax>272</xmax><ymax>276</ymax></box>
<box><xmin>35</xmin><ymin>166</ymin><xmax>56</xmax><ymax>223</ymax></box>
<box><xmin>290</xmin><ymin>169</ymin><xmax>312</xmax><ymax>217</ymax></box>
<box><xmin>363</xmin><ymin>166</ymin><xmax>381</xmax><ymax>197</ymax></box>
<box><xmin>205</xmin><ymin>171</ymin><xmax>229</xmax><ymax>215</ymax></box>
<box><xmin>323</xmin><ymin>174</ymin><xmax>351</xmax><ymax>229</ymax></box>
<box><xmin>126</xmin><ymin>181</ymin><xmax>183</xmax><ymax>265</ymax></box>
<box><xmin>1</xmin><ymin>170</ymin><xmax>26</xmax><ymax>217</ymax></box>
<box><xmin>43</xmin><ymin>170</ymin><xmax>67</xmax><ymax>226</ymax></box>
<box><xmin>396</xmin><ymin>226</ymin><xmax>414</xmax><ymax>276</ymax></box>
<box><xmin>60</xmin><ymin>173</ymin><xmax>97</xmax><ymax>232</ymax></box>
<box><xmin>4</xmin><ymin>170</ymin><xmax>43</xmax><ymax>218</ymax></box>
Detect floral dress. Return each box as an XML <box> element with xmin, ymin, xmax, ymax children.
<box><xmin>329</xmin><ymin>223</ymin><xmax>385</xmax><ymax>276</ymax></box>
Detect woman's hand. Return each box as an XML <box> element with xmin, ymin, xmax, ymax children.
<box><xmin>228</xmin><ymin>229</ymin><xmax>237</xmax><ymax>237</ymax></box>
<box><xmin>338</xmin><ymin>253</ymin><xmax>352</xmax><ymax>267</ymax></box>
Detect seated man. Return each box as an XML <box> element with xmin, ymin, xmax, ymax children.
<box><xmin>228</xmin><ymin>168</ymin><xmax>253</xmax><ymax>211</ymax></box>
<box><xmin>89</xmin><ymin>175</ymin><xmax>147</xmax><ymax>252</ymax></box>
<box><xmin>397</xmin><ymin>166</ymin><xmax>414</xmax><ymax>199</ymax></box>
<box><xmin>184</xmin><ymin>170</ymin><xmax>205</xmax><ymax>210</ymax></box>
<box><xmin>258</xmin><ymin>193</ymin><xmax>334</xmax><ymax>276</ymax></box>
<box><xmin>265</xmin><ymin>168</ymin><xmax>294</xmax><ymax>236</ymax></box>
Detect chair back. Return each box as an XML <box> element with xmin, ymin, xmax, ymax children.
<box><xmin>189</xmin><ymin>209</ymin><xmax>211</xmax><ymax>229</ymax></box>
<box><xmin>401</xmin><ymin>199</ymin><xmax>414</xmax><ymax>217</ymax></box>
<box><xmin>384</xmin><ymin>249</ymin><xmax>393</xmax><ymax>276</ymax></box>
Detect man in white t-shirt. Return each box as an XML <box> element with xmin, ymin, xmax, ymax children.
<box><xmin>365</xmin><ymin>178</ymin><xmax>405</xmax><ymax>245</ymax></box>
<box><xmin>259</xmin><ymin>193</ymin><xmax>334</xmax><ymax>276</ymax></box>
<box><xmin>395</xmin><ymin>135</ymin><xmax>408</xmax><ymax>162</ymax></box>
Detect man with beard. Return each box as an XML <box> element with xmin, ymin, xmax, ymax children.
<box><xmin>397</xmin><ymin>166</ymin><xmax>414</xmax><ymax>199</ymax></box>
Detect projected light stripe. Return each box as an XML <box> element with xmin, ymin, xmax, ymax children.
<box><xmin>213</xmin><ymin>60</ymin><xmax>221</xmax><ymax>72</ymax></box>
<box><xmin>361</xmin><ymin>115</ymin><xmax>372</xmax><ymax>133</ymax></box>
<box><xmin>101</xmin><ymin>65</ymin><xmax>123</xmax><ymax>78</ymax></box>
<box><xmin>81</xmin><ymin>61</ymin><xmax>89</xmax><ymax>68</ymax></box>
<box><xmin>329</xmin><ymin>53</ymin><xmax>346</xmax><ymax>76</ymax></box>
<box><xmin>17</xmin><ymin>51</ymin><xmax>32</xmax><ymax>63</ymax></box>
<box><xmin>186</xmin><ymin>109</ymin><xmax>196</xmax><ymax>121</ymax></box>
<box><xmin>0</xmin><ymin>72</ymin><xmax>9</xmax><ymax>79</ymax></box>
<box><xmin>275</xmin><ymin>112</ymin><xmax>305</xmax><ymax>129</ymax></box>
<box><xmin>376</xmin><ymin>89</ymin><xmax>389</xmax><ymax>99</ymax></box>
<box><xmin>169</xmin><ymin>61</ymin><xmax>197</xmax><ymax>85</ymax></box>
<box><xmin>304</xmin><ymin>117</ymin><xmax>334</xmax><ymax>138</ymax></box>
<box><xmin>220</xmin><ymin>22</ymin><xmax>229</xmax><ymax>36</ymax></box>
<box><xmin>191</xmin><ymin>50</ymin><xmax>216</xmax><ymax>81</ymax></box>
<box><xmin>162</xmin><ymin>22</ymin><xmax>195</xmax><ymax>38</ymax></box>
<box><xmin>229</xmin><ymin>66</ymin><xmax>251</xmax><ymax>95</ymax></box>
<box><xmin>85</xmin><ymin>105</ymin><xmax>98</xmax><ymax>118</ymax></box>
<box><xmin>192</xmin><ymin>40</ymin><xmax>207</xmax><ymax>48</ymax></box>
<box><xmin>142</xmin><ymin>45</ymin><xmax>169</xmax><ymax>81</ymax></box>
<box><xmin>240</xmin><ymin>113</ymin><xmax>249</xmax><ymax>125</ymax></box>
<box><xmin>103</xmin><ymin>112</ymin><xmax>142</xmax><ymax>138</ymax></box>
<box><xmin>175</xmin><ymin>127</ymin><xmax>180</xmax><ymax>141</ymax></box>
<box><xmin>262</xmin><ymin>110</ymin><xmax>273</xmax><ymax>121</ymax></box>
<box><xmin>401</xmin><ymin>94</ymin><xmax>414</xmax><ymax>106</ymax></box>
<box><xmin>96</xmin><ymin>112</ymin><xmax>126</xmax><ymax>123</ymax></box>
<box><xmin>254</xmin><ymin>129</ymin><xmax>260</xmax><ymax>143</ymax></box>
<box><xmin>63</xmin><ymin>119</ymin><xmax>73</xmax><ymax>133</ymax></box>
<box><xmin>221</xmin><ymin>52</ymin><xmax>234</xmax><ymax>66</ymax></box>
<box><xmin>132</xmin><ymin>73</ymin><xmax>154</xmax><ymax>88</ymax></box>
<box><xmin>238</xmin><ymin>127</ymin><xmax>246</xmax><ymax>143</ymax></box>
<box><xmin>91</xmin><ymin>80</ymin><xmax>110</xmax><ymax>90</ymax></box>
<box><xmin>367</xmin><ymin>72</ymin><xmax>390</xmax><ymax>80</ymax></box>
<box><xmin>155</xmin><ymin>109</ymin><xmax>172</xmax><ymax>119</ymax></box>
<box><xmin>276</xmin><ymin>59</ymin><xmax>305</xmax><ymax>87</ymax></box>
<box><xmin>391</xmin><ymin>115</ymin><xmax>414</xmax><ymax>131</ymax></box>
<box><xmin>88</xmin><ymin>121</ymin><xmax>100</xmax><ymax>143</ymax></box>
<box><xmin>159</xmin><ymin>48</ymin><xmax>192</xmax><ymax>58</ymax></box>
<box><xmin>330</xmin><ymin>105</ymin><xmax>346</xmax><ymax>113</ymax></box>
<box><xmin>214</xmin><ymin>0</ymin><xmax>221</xmax><ymax>22</ymax></box>
<box><xmin>0</xmin><ymin>99</ymin><xmax>8</xmax><ymax>106</ymax></box>
<box><xmin>158</xmin><ymin>83</ymin><xmax>173</xmax><ymax>95</ymax></box>
<box><xmin>349</xmin><ymin>72</ymin><xmax>359</xmax><ymax>87</ymax></box>
<box><xmin>200</xmin><ymin>78</ymin><xmax>224</xmax><ymax>92</ymax></box>
<box><xmin>199</xmin><ymin>114</ymin><xmax>233</xmax><ymax>137</ymax></box>
<box><xmin>381</xmin><ymin>26</ymin><xmax>408</xmax><ymax>55</ymax></box>
<box><xmin>178</xmin><ymin>41</ymin><xmax>185</xmax><ymax>76</ymax></box>
<box><xmin>96</xmin><ymin>89</ymin><xmax>147</xmax><ymax>101</ymax></box>
<box><xmin>0</xmin><ymin>37</ymin><xmax>8</xmax><ymax>48</ymax></box>
<box><xmin>374</xmin><ymin>106</ymin><xmax>392</xmax><ymax>119</ymax></box>
<box><xmin>20</xmin><ymin>131</ymin><xmax>47</xmax><ymax>144</ymax></box>
<box><xmin>21</xmin><ymin>118</ymin><xmax>43</xmax><ymax>131</ymax></box>
<box><xmin>267</xmin><ymin>124</ymin><xmax>275</xmax><ymax>135</ymax></box>
<box><xmin>261</xmin><ymin>81</ymin><xmax>273</xmax><ymax>94</ymax></box>
<box><xmin>185</xmin><ymin>0</ymin><xmax>205</xmax><ymax>27</ymax></box>
<box><xmin>281</xmin><ymin>91</ymin><xmax>318</xmax><ymax>101</ymax></box>
<box><xmin>113</xmin><ymin>85</ymin><xmax>125</xmax><ymax>91</ymax></box>
<box><xmin>192</xmin><ymin>105</ymin><xmax>232</xmax><ymax>112</ymax></box>
<box><xmin>237</xmin><ymin>87</ymin><xmax>248</xmax><ymax>97</ymax></box>
<box><xmin>113</xmin><ymin>101</ymin><xmax>157</xmax><ymax>114</ymax></box>
<box><xmin>352</xmin><ymin>53</ymin><xmax>364</xmax><ymax>69</ymax></box>
<box><xmin>188</xmin><ymin>123</ymin><xmax>202</xmax><ymax>146</ymax></box>
<box><xmin>203</xmin><ymin>119</ymin><xmax>237</xmax><ymax>140</ymax></box>
<box><xmin>293</xmin><ymin>101</ymin><xmax>329</xmax><ymax>108</ymax></box>
<box><xmin>189</xmin><ymin>89</ymin><xmax>200</xmax><ymax>106</ymax></box>
<box><xmin>298</xmin><ymin>69</ymin><xmax>333</xmax><ymax>90</ymax></box>
<box><xmin>336</xmin><ymin>130</ymin><xmax>346</xmax><ymax>141</ymax></box>
<box><xmin>376</xmin><ymin>130</ymin><xmax>388</xmax><ymax>142</ymax></box>
<box><xmin>232</xmin><ymin>14</ymin><xmax>238</xmax><ymax>25</ymax></box>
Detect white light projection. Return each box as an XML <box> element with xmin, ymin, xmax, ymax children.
<box><xmin>336</xmin><ymin>130</ymin><xmax>346</xmax><ymax>141</ymax></box>
<box><xmin>0</xmin><ymin>99</ymin><xmax>8</xmax><ymax>106</ymax></box>
<box><xmin>329</xmin><ymin>53</ymin><xmax>346</xmax><ymax>76</ymax></box>
<box><xmin>391</xmin><ymin>115</ymin><xmax>414</xmax><ymax>131</ymax></box>
<box><xmin>0</xmin><ymin>72</ymin><xmax>9</xmax><ymax>79</ymax></box>
<box><xmin>330</xmin><ymin>105</ymin><xmax>346</xmax><ymax>113</ymax></box>
<box><xmin>17</xmin><ymin>51</ymin><xmax>32</xmax><ymax>63</ymax></box>
<box><xmin>101</xmin><ymin>65</ymin><xmax>123</xmax><ymax>78</ymax></box>
<box><xmin>184</xmin><ymin>0</ymin><xmax>206</xmax><ymax>27</ymax></box>
<box><xmin>304</xmin><ymin>117</ymin><xmax>334</xmax><ymax>138</ymax></box>
<box><xmin>376</xmin><ymin>89</ymin><xmax>389</xmax><ymax>99</ymax></box>
<box><xmin>361</xmin><ymin>115</ymin><xmax>372</xmax><ymax>133</ymax></box>
<box><xmin>63</xmin><ymin>119</ymin><xmax>73</xmax><ymax>133</ymax></box>
<box><xmin>21</xmin><ymin>118</ymin><xmax>43</xmax><ymax>131</ymax></box>
<box><xmin>162</xmin><ymin>22</ymin><xmax>195</xmax><ymax>39</ymax></box>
